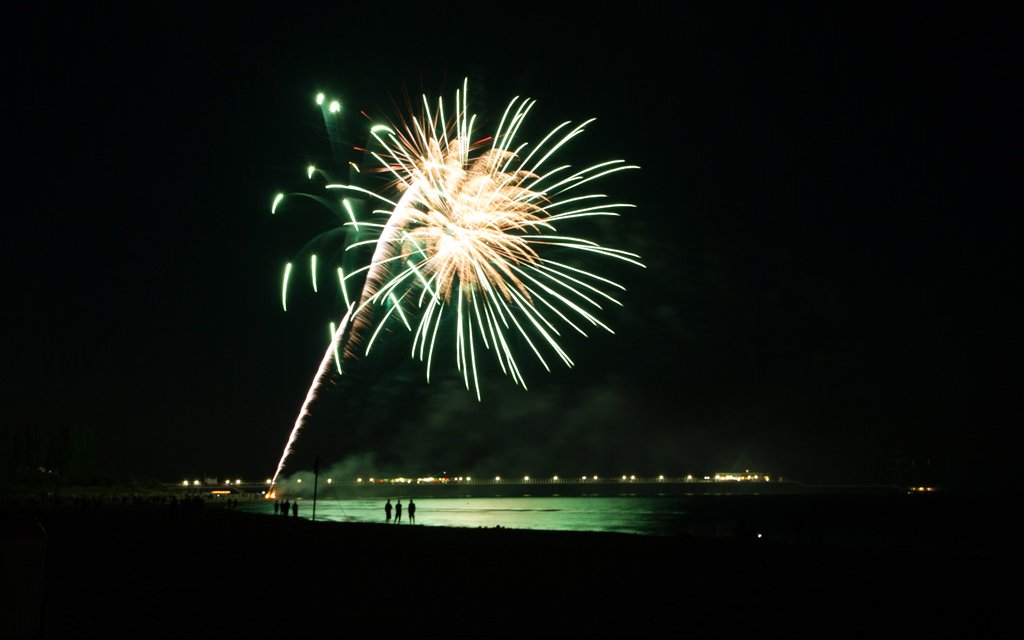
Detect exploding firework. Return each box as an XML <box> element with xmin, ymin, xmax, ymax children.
<box><xmin>268</xmin><ymin>79</ymin><xmax>642</xmax><ymax>487</ymax></box>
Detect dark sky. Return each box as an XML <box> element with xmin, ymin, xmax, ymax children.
<box><xmin>4</xmin><ymin>3</ymin><xmax>1019</xmax><ymax>487</ymax></box>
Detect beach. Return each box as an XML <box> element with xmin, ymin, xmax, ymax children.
<box><xmin>2</xmin><ymin>494</ymin><xmax>1015</xmax><ymax>638</ymax></box>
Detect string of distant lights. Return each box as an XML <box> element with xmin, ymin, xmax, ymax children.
<box><xmin>184</xmin><ymin>472</ymin><xmax>777</xmax><ymax>490</ymax></box>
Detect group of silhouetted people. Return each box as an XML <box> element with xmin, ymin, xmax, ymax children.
<box><xmin>273</xmin><ymin>498</ymin><xmax>299</xmax><ymax>518</ymax></box>
<box><xmin>384</xmin><ymin>498</ymin><xmax>415</xmax><ymax>523</ymax></box>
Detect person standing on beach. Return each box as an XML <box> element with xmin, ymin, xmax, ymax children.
<box><xmin>282</xmin><ymin>498</ymin><xmax>290</xmax><ymax>516</ymax></box>
<box><xmin>292</xmin><ymin>500</ymin><xmax>298</xmax><ymax>518</ymax></box>
<box><xmin>273</xmin><ymin>500</ymin><xmax>280</xmax><ymax>515</ymax></box>
<box><xmin>408</xmin><ymin>499</ymin><xmax>416</xmax><ymax>524</ymax></box>
<box><xmin>385</xmin><ymin>499</ymin><xmax>392</xmax><ymax>523</ymax></box>
<box><xmin>395</xmin><ymin>499</ymin><xmax>403</xmax><ymax>524</ymax></box>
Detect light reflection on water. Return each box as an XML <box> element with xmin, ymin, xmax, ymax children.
<box><xmin>240</xmin><ymin>497</ymin><xmax>686</xmax><ymax>536</ymax></box>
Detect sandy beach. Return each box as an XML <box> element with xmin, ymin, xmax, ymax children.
<box><xmin>2</xmin><ymin>497</ymin><xmax>1014</xmax><ymax>638</ymax></box>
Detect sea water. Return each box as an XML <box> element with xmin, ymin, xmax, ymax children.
<box><xmin>236</xmin><ymin>491</ymin><xmax>979</xmax><ymax>550</ymax></box>
<box><xmin>239</xmin><ymin>496</ymin><xmax>689</xmax><ymax>536</ymax></box>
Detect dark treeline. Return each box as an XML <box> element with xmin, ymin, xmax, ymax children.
<box><xmin>0</xmin><ymin>424</ymin><xmax>98</xmax><ymax>485</ymax></box>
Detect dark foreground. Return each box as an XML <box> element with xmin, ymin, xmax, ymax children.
<box><xmin>1</xmin><ymin>498</ymin><xmax>1016</xmax><ymax>638</ymax></box>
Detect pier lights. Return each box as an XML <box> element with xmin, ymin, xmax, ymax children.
<box><xmin>236</xmin><ymin>479</ymin><xmax>241</xmax><ymax>485</ymax></box>
<box><xmin>265</xmin><ymin>479</ymin><xmax>272</xmax><ymax>485</ymax></box>
<box><xmin>297</xmin><ymin>478</ymin><xmax>302</xmax><ymax>484</ymax></box>
<box><xmin>658</xmin><ymin>475</ymin><xmax>665</xmax><ymax>481</ymax></box>
<box><xmin>193</xmin><ymin>480</ymin><xmax>201</xmax><ymax>486</ymax></box>
<box><xmin>523</xmin><ymin>475</ymin><xmax>530</xmax><ymax>481</ymax></box>
<box><xmin>553</xmin><ymin>475</ymin><xmax>559</xmax><ymax>481</ymax></box>
<box><xmin>630</xmin><ymin>475</ymin><xmax>636</xmax><ymax>481</ymax></box>
<box><xmin>466</xmin><ymin>476</ymin><xmax>472</xmax><ymax>482</ymax></box>
<box><xmin>357</xmin><ymin>478</ymin><xmax>363</xmax><ymax>483</ymax></box>
<box><xmin>182</xmin><ymin>480</ymin><xmax>189</xmax><ymax>487</ymax></box>
<box><xmin>621</xmin><ymin>475</ymin><xmax>627</xmax><ymax>481</ymax></box>
<box><xmin>686</xmin><ymin>475</ymin><xmax>694</xmax><ymax>482</ymax></box>
<box><xmin>494</xmin><ymin>476</ymin><xmax>501</xmax><ymax>482</ymax></box>
<box><xmin>327</xmin><ymin>478</ymin><xmax>333</xmax><ymax>484</ymax></box>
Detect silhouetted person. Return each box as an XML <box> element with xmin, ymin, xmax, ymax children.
<box><xmin>385</xmin><ymin>499</ymin><xmax>392</xmax><ymax>523</ymax></box>
<box><xmin>282</xmin><ymin>499</ymin><xmax>290</xmax><ymax>517</ymax></box>
<box><xmin>395</xmin><ymin>500</ymin><xmax>403</xmax><ymax>524</ymax></box>
<box><xmin>292</xmin><ymin>501</ymin><xmax>298</xmax><ymax>518</ymax></box>
<box><xmin>274</xmin><ymin>500</ymin><xmax>280</xmax><ymax>515</ymax></box>
<box><xmin>408</xmin><ymin>499</ymin><xmax>416</xmax><ymax>524</ymax></box>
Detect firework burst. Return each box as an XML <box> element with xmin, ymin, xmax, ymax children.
<box><xmin>268</xmin><ymin>79</ymin><xmax>642</xmax><ymax>486</ymax></box>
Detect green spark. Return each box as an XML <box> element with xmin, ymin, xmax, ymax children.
<box><xmin>281</xmin><ymin>262</ymin><xmax>292</xmax><ymax>312</ymax></box>
<box><xmin>329</xmin><ymin>322</ymin><xmax>341</xmax><ymax>374</ymax></box>
<box><xmin>337</xmin><ymin>268</ymin><xmax>351</xmax><ymax>310</ymax></box>
<box><xmin>342</xmin><ymin>198</ymin><xmax>358</xmax><ymax>231</ymax></box>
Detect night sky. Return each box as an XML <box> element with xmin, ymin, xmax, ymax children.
<box><xmin>5</xmin><ymin>3</ymin><xmax>1018</xmax><ymax>488</ymax></box>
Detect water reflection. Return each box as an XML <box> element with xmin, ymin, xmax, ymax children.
<box><xmin>242</xmin><ymin>496</ymin><xmax>686</xmax><ymax>536</ymax></box>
